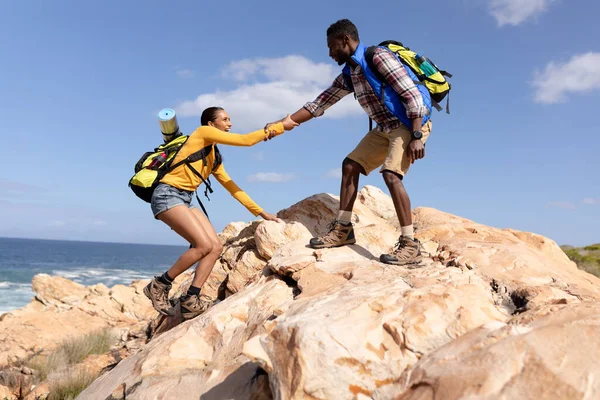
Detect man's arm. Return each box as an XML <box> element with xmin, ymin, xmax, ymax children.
<box><xmin>372</xmin><ymin>48</ymin><xmax>428</xmax><ymax>163</ymax></box>
<box><xmin>290</xmin><ymin>108</ymin><xmax>314</xmax><ymax>124</ymax></box>
<box><xmin>267</xmin><ymin>74</ymin><xmax>352</xmax><ymax>132</ymax></box>
<box><xmin>372</xmin><ymin>48</ymin><xmax>428</xmax><ymax>121</ymax></box>
<box><xmin>409</xmin><ymin>116</ymin><xmax>424</xmax><ymax>164</ymax></box>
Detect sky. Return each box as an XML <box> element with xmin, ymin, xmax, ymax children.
<box><xmin>0</xmin><ymin>0</ymin><xmax>599</xmax><ymax>247</ymax></box>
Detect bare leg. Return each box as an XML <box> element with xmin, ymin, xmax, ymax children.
<box><xmin>157</xmin><ymin>205</ymin><xmax>214</xmax><ymax>279</ymax></box>
<box><xmin>340</xmin><ymin>157</ymin><xmax>364</xmax><ymax>212</ymax></box>
<box><xmin>308</xmin><ymin>158</ymin><xmax>364</xmax><ymax>249</ymax></box>
<box><xmin>188</xmin><ymin>208</ymin><xmax>223</xmax><ymax>289</ymax></box>
<box><xmin>382</xmin><ymin>170</ymin><xmax>412</xmax><ymax>227</ymax></box>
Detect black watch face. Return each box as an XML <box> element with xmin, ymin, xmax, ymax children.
<box><xmin>413</xmin><ymin>131</ymin><xmax>423</xmax><ymax>139</ymax></box>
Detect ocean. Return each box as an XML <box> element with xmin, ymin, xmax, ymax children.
<box><xmin>0</xmin><ymin>237</ymin><xmax>188</xmax><ymax>314</ymax></box>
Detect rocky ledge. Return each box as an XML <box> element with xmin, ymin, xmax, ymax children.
<box><xmin>2</xmin><ymin>186</ymin><xmax>599</xmax><ymax>400</ymax></box>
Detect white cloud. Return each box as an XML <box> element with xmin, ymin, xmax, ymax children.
<box><xmin>583</xmin><ymin>198</ymin><xmax>600</xmax><ymax>205</ymax></box>
<box><xmin>545</xmin><ymin>201</ymin><xmax>576</xmax><ymax>210</ymax></box>
<box><xmin>251</xmin><ymin>152</ymin><xmax>264</xmax><ymax>161</ymax></box>
<box><xmin>222</xmin><ymin>55</ymin><xmax>336</xmax><ymax>86</ymax></box>
<box><xmin>176</xmin><ymin>69</ymin><xmax>194</xmax><ymax>78</ymax></box>
<box><xmin>325</xmin><ymin>168</ymin><xmax>342</xmax><ymax>179</ymax></box>
<box><xmin>489</xmin><ymin>0</ymin><xmax>555</xmax><ymax>26</ymax></box>
<box><xmin>247</xmin><ymin>172</ymin><xmax>295</xmax><ymax>183</ymax></box>
<box><xmin>532</xmin><ymin>52</ymin><xmax>600</xmax><ymax>104</ymax></box>
<box><xmin>176</xmin><ymin>55</ymin><xmax>361</xmax><ymax>131</ymax></box>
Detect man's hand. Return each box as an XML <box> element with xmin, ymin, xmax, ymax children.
<box><xmin>263</xmin><ymin>114</ymin><xmax>299</xmax><ymax>141</ymax></box>
<box><xmin>408</xmin><ymin>139</ymin><xmax>425</xmax><ymax>164</ymax></box>
<box><xmin>281</xmin><ymin>114</ymin><xmax>299</xmax><ymax>131</ymax></box>
<box><xmin>259</xmin><ymin>211</ymin><xmax>284</xmax><ymax>223</ymax></box>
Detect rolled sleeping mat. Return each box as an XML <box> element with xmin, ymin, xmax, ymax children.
<box><xmin>157</xmin><ymin>108</ymin><xmax>181</xmax><ymax>142</ymax></box>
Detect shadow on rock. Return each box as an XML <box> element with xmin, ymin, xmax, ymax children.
<box><xmin>200</xmin><ymin>362</ymin><xmax>272</xmax><ymax>400</ymax></box>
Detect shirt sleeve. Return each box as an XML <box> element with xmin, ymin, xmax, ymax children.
<box><xmin>371</xmin><ymin>48</ymin><xmax>428</xmax><ymax>119</ymax></box>
<box><xmin>211</xmin><ymin>163</ymin><xmax>263</xmax><ymax>216</ymax></box>
<box><xmin>197</xmin><ymin>122</ymin><xmax>284</xmax><ymax>146</ymax></box>
<box><xmin>303</xmin><ymin>74</ymin><xmax>352</xmax><ymax>118</ymax></box>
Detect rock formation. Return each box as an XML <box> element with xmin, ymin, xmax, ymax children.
<box><xmin>73</xmin><ymin>186</ymin><xmax>600</xmax><ymax>399</ymax></box>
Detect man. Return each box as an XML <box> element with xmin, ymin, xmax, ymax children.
<box><xmin>269</xmin><ymin>19</ymin><xmax>433</xmax><ymax>265</ymax></box>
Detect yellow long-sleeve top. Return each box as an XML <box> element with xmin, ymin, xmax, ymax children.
<box><xmin>160</xmin><ymin>122</ymin><xmax>284</xmax><ymax>216</ymax></box>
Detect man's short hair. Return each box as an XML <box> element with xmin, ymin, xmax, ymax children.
<box><xmin>326</xmin><ymin>19</ymin><xmax>359</xmax><ymax>41</ymax></box>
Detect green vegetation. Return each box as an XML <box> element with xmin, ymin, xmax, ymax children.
<box><xmin>47</xmin><ymin>368</ymin><xmax>97</xmax><ymax>400</ymax></box>
<box><xmin>26</xmin><ymin>328</ymin><xmax>115</xmax><ymax>398</ymax></box>
<box><xmin>561</xmin><ymin>243</ymin><xmax>600</xmax><ymax>277</ymax></box>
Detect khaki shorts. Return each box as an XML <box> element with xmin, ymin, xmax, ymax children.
<box><xmin>347</xmin><ymin>120</ymin><xmax>432</xmax><ymax>177</ymax></box>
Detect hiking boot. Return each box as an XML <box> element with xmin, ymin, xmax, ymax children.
<box><xmin>180</xmin><ymin>293</ymin><xmax>213</xmax><ymax>321</ymax></box>
<box><xmin>380</xmin><ymin>237</ymin><xmax>422</xmax><ymax>266</ymax></box>
<box><xmin>143</xmin><ymin>277</ymin><xmax>175</xmax><ymax>316</ymax></box>
<box><xmin>309</xmin><ymin>220</ymin><xmax>356</xmax><ymax>249</ymax></box>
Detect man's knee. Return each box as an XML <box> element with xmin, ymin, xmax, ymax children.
<box><xmin>342</xmin><ymin>157</ymin><xmax>365</xmax><ymax>176</ymax></box>
<box><xmin>382</xmin><ymin>169</ymin><xmax>403</xmax><ymax>187</ymax></box>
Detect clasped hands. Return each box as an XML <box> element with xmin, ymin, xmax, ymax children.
<box><xmin>263</xmin><ymin>114</ymin><xmax>299</xmax><ymax>141</ymax></box>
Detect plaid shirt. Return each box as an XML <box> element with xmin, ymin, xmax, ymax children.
<box><xmin>304</xmin><ymin>46</ymin><xmax>428</xmax><ymax>131</ymax></box>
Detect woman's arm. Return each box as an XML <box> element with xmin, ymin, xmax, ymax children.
<box><xmin>198</xmin><ymin>122</ymin><xmax>284</xmax><ymax>147</ymax></box>
<box><xmin>212</xmin><ymin>163</ymin><xmax>281</xmax><ymax>221</ymax></box>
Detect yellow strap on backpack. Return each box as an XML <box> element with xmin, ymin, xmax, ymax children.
<box><xmin>374</xmin><ymin>40</ymin><xmax>453</xmax><ymax>113</ymax></box>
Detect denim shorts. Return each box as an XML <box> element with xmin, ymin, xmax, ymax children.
<box><xmin>151</xmin><ymin>183</ymin><xmax>194</xmax><ymax>218</ymax></box>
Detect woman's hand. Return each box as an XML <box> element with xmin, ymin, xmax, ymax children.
<box><xmin>263</xmin><ymin>114</ymin><xmax>299</xmax><ymax>141</ymax></box>
<box><xmin>259</xmin><ymin>211</ymin><xmax>283</xmax><ymax>223</ymax></box>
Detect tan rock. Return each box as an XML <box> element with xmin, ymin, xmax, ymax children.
<box><xmin>277</xmin><ymin>188</ymin><xmax>396</xmax><ymax>239</ymax></box>
<box><xmin>78</xmin><ymin>353</ymin><xmax>118</xmax><ymax>377</ymax></box>
<box><xmin>77</xmin><ymin>278</ymin><xmax>294</xmax><ymax>399</ymax></box>
<box><xmin>20</xmin><ymin>366</ymin><xmax>33</xmax><ymax>375</ymax></box>
<box><xmin>195</xmin><ymin>262</ymin><xmax>228</xmax><ymax>300</ymax></box>
<box><xmin>357</xmin><ymin>185</ymin><xmax>397</xmax><ymax>223</ymax></box>
<box><xmin>394</xmin><ymin>302</ymin><xmax>600</xmax><ymax>400</ymax></box>
<box><xmin>174</xmin><ymin>220</ymin><xmax>270</xmax><ymax>302</ymax></box>
<box><xmin>31</xmin><ymin>274</ymin><xmax>88</xmax><ymax>309</ymax></box>
<box><xmin>292</xmin><ymin>265</ymin><xmax>348</xmax><ymax>298</ymax></box>
<box><xmin>224</xmin><ymin>246</ymin><xmax>266</xmax><ymax>294</ymax></box>
<box><xmin>0</xmin><ymin>277</ymin><xmax>158</xmax><ymax>366</ymax></box>
<box><xmin>0</xmin><ymin>367</ymin><xmax>34</xmax><ymax>399</ymax></box>
<box><xmin>218</xmin><ymin>221</ymin><xmax>251</xmax><ymax>244</ymax></box>
<box><xmin>255</xmin><ymin>221</ymin><xmax>311</xmax><ymax>260</ymax></box>
<box><xmin>413</xmin><ymin>207</ymin><xmax>600</xmax><ymax>311</ymax></box>
<box><xmin>0</xmin><ymin>309</ymin><xmax>108</xmax><ymax>366</ymax></box>
<box><xmin>23</xmin><ymin>382</ymin><xmax>49</xmax><ymax>400</ymax></box>
<box><xmin>109</xmin><ymin>284</ymin><xmax>156</xmax><ymax>322</ymax></box>
<box><xmin>246</xmin><ymin>266</ymin><xmax>507</xmax><ymax>399</ymax></box>
<box><xmin>0</xmin><ymin>384</ymin><xmax>17</xmax><ymax>400</ymax></box>
<box><xmin>3</xmin><ymin>186</ymin><xmax>600</xmax><ymax>400</ymax></box>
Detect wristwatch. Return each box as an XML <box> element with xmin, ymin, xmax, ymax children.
<box><xmin>411</xmin><ymin>130</ymin><xmax>423</xmax><ymax>140</ymax></box>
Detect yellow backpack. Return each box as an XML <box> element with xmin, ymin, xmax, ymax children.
<box><xmin>128</xmin><ymin>136</ymin><xmax>221</xmax><ymax>207</ymax></box>
<box><xmin>366</xmin><ymin>40</ymin><xmax>453</xmax><ymax>113</ymax></box>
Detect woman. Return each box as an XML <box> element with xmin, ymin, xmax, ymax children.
<box><xmin>144</xmin><ymin>107</ymin><xmax>297</xmax><ymax>320</ymax></box>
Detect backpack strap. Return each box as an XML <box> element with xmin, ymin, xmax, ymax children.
<box><xmin>211</xmin><ymin>145</ymin><xmax>223</xmax><ymax>173</ymax></box>
<box><xmin>378</xmin><ymin>40</ymin><xmax>405</xmax><ymax>48</ymax></box>
<box><xmin>166</xmin><ymin>144</ymin><xmax>216</xmax><ymax>219</ymax></box>
<box><xmin>363</xmin><ymin>46</ymin><xmax>386</xmax><ymax>102</ymax></box>
<box><xmin>364</xmin><ymin>46</ymin><xmax>387</xmax><ymax>132</ymax></box>
<box><xmin>342</xmin><ymin>72</ymin><xmax>354</xmax><ymax>93</ymax></box>
<box><xmin>194</xmin><ymin>191</ymin><xmax>210</xmax><ymax>220</ymax></box>
<box><xmin>364</xmin><ymin>46</ymin><xmax>386</xmax><ymax>85</ymax></box>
